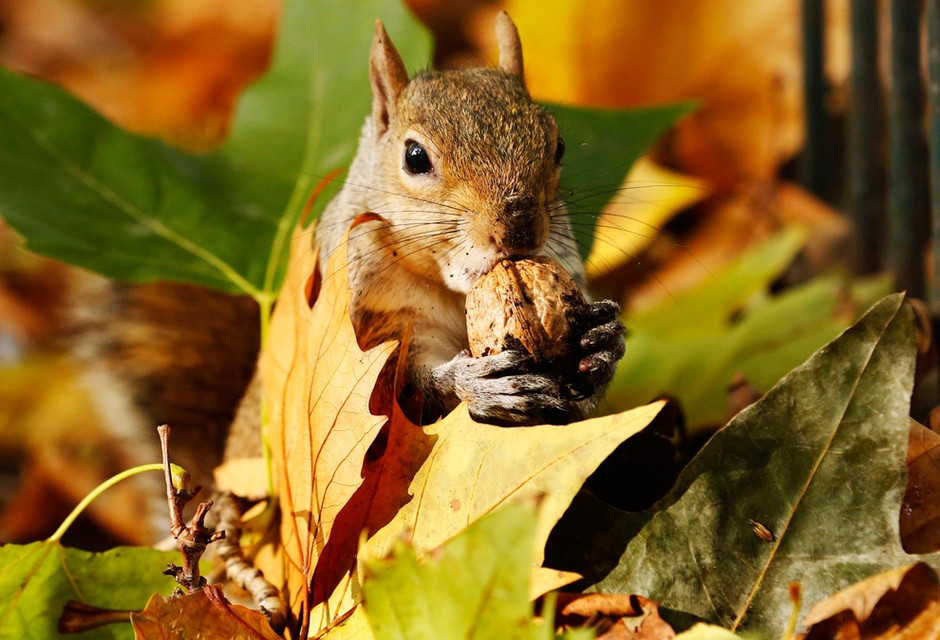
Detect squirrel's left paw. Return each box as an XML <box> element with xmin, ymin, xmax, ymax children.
<box><xmin>568</xmin><ymin>299</ymin><xmax>625</xmax><ymax>397</ymax></box>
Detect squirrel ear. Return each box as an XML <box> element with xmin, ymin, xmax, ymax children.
<box><xmin>370</xmin><ymin>20</ymin><xmax>409</xmax><ymax>138</ymax></box>
<box><xmin>495</xmin><ymin>11</ymin><xmax>525</xmax><ymax>85</ymax></box>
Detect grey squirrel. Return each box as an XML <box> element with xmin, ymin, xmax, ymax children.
<box><xmin>75</xmin><ymin>12</ymin><xmax>625</xmax><ymax>478</ymax></box>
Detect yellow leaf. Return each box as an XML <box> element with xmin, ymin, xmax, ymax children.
<box><xmin>586</xmin><ymin>156</ymin><xmax>708</xmax><ymax>279</ymax></box>
<box><xmin>213</xmin><ymin>457</ymin><xmax>268</xmax><ymax>500</ymax></box>
<box><xmin>263</xmin><ymin>223</ymin><xmax>664</xmax><ymax>636</ymax></box>
<box><xmin>500</xmin><ymin>0</ymin><xmax>804</xmax><ymax>184</ymax></box>
<box><xmin>261</xmin><ymin>223</ymin><xmax>397</xmax><ymax>635</ymax></box>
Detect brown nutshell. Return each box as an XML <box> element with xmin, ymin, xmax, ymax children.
<box><xmin>465</xmin><ymin>257</ymin><xmax>586</xmax><ymax>363</ymax></box>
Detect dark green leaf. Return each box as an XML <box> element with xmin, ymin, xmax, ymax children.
<box><xmin>549</xmin><ymin>102</ymin><xmax>694</xmax><ymax>259</ymax></box>
<box><xmin>554</xmin><ymin>294</ymin><xmax>930</xmax><ymax>637</ymax></box>
<box><xmin>0</xmin><ymin>1</ymin><xmax>431</xmax><ymax>297</ymax></box>
<box><xmin>0</xmin><ymin>541</ymin><xmax>178</xmax><ymax>640</ymax></box>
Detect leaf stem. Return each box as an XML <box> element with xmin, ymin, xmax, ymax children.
<box><xmin>258</xmin><ymin>296</ymin><xmax>276</xmax><ymax>499</ymax></box>
<box><xmin>47</xmin><ymin>463</ymin><xmax>166</xmax><ymax>543</ymax></box>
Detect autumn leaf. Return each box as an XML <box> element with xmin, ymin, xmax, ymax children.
<box><xmin>902</xmin><ymin>421</ymin><xmax>940</xmax><ymax>554</ymax></box>
<box><xmin>261</xmin><ymin>223</ymin><xmax>397</xmax><ymax>633</ymax></box>
<box><xmin>550</xmin><ymin>294</ymin><xmax>937</xmax><ymax>637</ymax></box>
<box><xmin>799</xmin><ymin>563</ymin><xmax>940</xmax><ymax>639</ymax></box>
<box><xmin>499</xmin><ymin>0</ymin><xmax>804</xmax><ymax>186</ymax></box>
<box><xmin>555</xmin><ymin>593</ymin><xmax>676</xmax><ymax>639</ymax></box>
<box><xmin>585</xmin><ymin>157</ymin><xmax>708</xmax><ymax>280</ymax></box>
<box><xmin>130</xmin><ymin>586</ymin><xmax>281</xmax><ymax>640</ymax></box>
<box><xmin>261</xmin><ymin>223</ymin><xmax>665</xmax><ymax>636</ymax></box>
<box><xmin>361</xmin><ymin>502</ymin><xmax>544</xmax><ymax>640</ymax></box>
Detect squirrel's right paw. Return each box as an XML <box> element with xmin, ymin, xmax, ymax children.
<box><xmin>429</xmin><ymin>351</ymin><xmax>571</xmax><ymax>426</ymax></box>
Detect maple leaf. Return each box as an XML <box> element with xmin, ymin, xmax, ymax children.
<box><xmin>261</xmin><ymin>224</ymin><xmax>664</xmax><ymax>637</ymax></box>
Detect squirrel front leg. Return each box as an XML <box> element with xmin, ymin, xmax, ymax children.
<box><xmin>416</xmin><ymin>298</ymin><xmax>625</xmax><ymax>426</ymax></box>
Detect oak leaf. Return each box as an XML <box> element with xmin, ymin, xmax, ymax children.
<box><xmin>261</xmin><ymin>224</ymin><xmax>664</xmax><ymax>636</ymax></box>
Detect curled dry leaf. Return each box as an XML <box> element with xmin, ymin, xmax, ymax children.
<box><xmin>900</xmin><ymin>420</ymin><xmax>940</xmax><ymax>554</ymax></box>
<box><xmin>261</xmin><ymin>223</ymin><xmax>665</xmax><ymax>636</ymax></box>
<box><xmin>130</xmin><ymin>585</ymin><xmax>281</xmax><ymax>640</ymax></box>
<box><xmin>799</xmin><ymin>563</ymin><xmax>940</xmax><ymax>640</ymax></box>
<box><xmin>555</xmin><ymin>593</ymin><xmax>676</xmax><ymax>640</ymax></box>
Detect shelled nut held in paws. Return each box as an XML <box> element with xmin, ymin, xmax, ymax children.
<box><xmin>465</xmin><ymin>257</ymin><xmax>586</xmax><ymax>363</ymax></box>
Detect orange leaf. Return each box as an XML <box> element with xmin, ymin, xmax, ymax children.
<box><xmin>901</xmin><ymin>420</ymin><xmax>940</xmax><ymax>554</ymax></box>
<box><xmin>800</xmin><ymin>563</ymin><xmax>940</xmax><ymax>640</ymax></box>
<box><xmin>130</xmin><ymin>586</ymin><xmax>281</xmax><ymax>640</ymax></box>
<box><xmin>261</xmin><ymin>224</ymin><xmax>397</xmax><ymax>632</ymax></box>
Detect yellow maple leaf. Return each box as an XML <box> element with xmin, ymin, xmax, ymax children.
<box><xmin>262</xmin><ymin>223</ymin><xmax>664</xmax><ymax>636</ymax></box>
<box><xmin>585</xmin><ymin>156</ymin><xmax>708</xmax><ymax>279</ymax></box>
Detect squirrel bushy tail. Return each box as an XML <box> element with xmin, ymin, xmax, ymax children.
<box><xmin>70</xmin><ymin>277</ymin><xmax>260</xmax><ymax>485</ymax></box>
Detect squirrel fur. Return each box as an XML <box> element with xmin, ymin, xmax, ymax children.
<box><xmin>313</xmin><ymin>13</ymin><xmax>625</xmax><ymax>426</ymax></box>
<box><xmin>74</xmin><ymin>13</ymin><xmax>625</xmax><ymax>481</ymax></box>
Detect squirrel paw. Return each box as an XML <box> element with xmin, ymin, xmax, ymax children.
<box><xmin>431</xmin><ymin>350</ymin><xmax>571</xmax><ymax>426</ymax></box>
<box><xmin>567</xmin><ymin>299</ymin><xmax>626</xmax><ymax>397</ymax></box>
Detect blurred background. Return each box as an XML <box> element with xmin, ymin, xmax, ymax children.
<box><xmin>0</xmin><ymin>0</ymin><xmax>932</xmax><ymax>547</ymax></box>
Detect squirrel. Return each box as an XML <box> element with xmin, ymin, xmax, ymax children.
<box><xmin>311</xmin><ymin>13</ymin><xmax>625</xmax><ymax>426</ymax></box>
<box><xmin>73</xmin><ymin>12</ymin><xmax>626</xmax><ymax>483</ymax></box>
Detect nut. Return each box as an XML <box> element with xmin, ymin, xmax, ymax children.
<box><xmin>465</xmin><ymin>257</ymin><xmax>586</xmax><ymax>363</ymax></box>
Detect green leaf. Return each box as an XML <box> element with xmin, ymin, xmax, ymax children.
<box><xmin>558</xmin><ymin>293</ymin><xmax>931</xmax><ymax>637</ymax></box>
<box><xmin>548</xmin><ymin>102</ymin><xmax>694</xmax><ymax>259</ymax></box>
<box><xmin>606</xmin><ymin>228</ymin><xmax>893</xmax><ymax>430</ymax></box>
<box><xmin>0</xmin><ymin>1</ymin><xmax>432</xmax><ymax>298</ymax></box>
<box><xmin>362</xmin><ymin>502</ymin><xmax>574</xmax><ymax>640</ymax></box>
<box><xmin>0</xmin><ymin>541</ymin><xmax>178</xmax><ymax>640</ymax></box>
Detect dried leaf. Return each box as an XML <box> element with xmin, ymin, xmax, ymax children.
<box><xmin>261</xmin><ymin>224</ymin><xmax>396</xmax><ymax>628</ymax></box>
<box><xmin>901</xmin><ymin>421</ymin><xmax>940</xmax><ymax>553</ymax></box>
<box><xmin>556</xmin><ymin>593</ymin><xmax>675</xmax><ymax>640</ymax></box>
<box><xmin>130</xmin><ymin>586</ymin><xmax>281</xmax><ymax>640</ymax></box>
<box><xmin>262</xmin><ymin>224</ymin><xmax>665</xmax><ymax>635</ymax></box>
<box><xmin>213</xmin><ymin>457</ymin><xmax>268</xmax><ymax>501</ymax></box>
<box><xmin>801</xmin><ymin>563</ymin><xmax>940</xmax><ymax>640</ymax></box>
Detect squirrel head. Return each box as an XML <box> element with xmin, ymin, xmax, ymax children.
<box><xmin>366</xmin><ymin>13</ymin><xmax>565</xmax><ymax>293</ymax></box>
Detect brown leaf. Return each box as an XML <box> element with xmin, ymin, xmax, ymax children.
<box><xmin>556</xmin><ymin>593</ymin><xmax>676</xmax><ymax>640</ymax></box>
<box><xmin>0</xmin><ymin>0</ymin><xmax>276</xmax><ymax>149</ymax></box>
<box><xmin>900</xmin><ymin>420</ymin><xmax>940</xmax><ymax>553</ymax></box>
<box><xmin>130</xmin><ymin>586</ymin><xmax>281</xmax><ymax>639</ymax></box>
<box><xmin>801</xmin><ymin>563</ymin><xmax>940</xmax><ymax>640</ymax></box>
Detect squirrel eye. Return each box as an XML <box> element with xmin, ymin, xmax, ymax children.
<box><xmin>554</xmin><ymin>137</ymin><xmax>566</xmax><ymax>164</ymax></box>
<box><xmin>404</xmin><ymin>140</ymin><xmax>432</xmax><ymax>175</ymax></box>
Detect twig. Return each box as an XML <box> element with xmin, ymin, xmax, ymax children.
<box><xmin>158</xmin><ymin>424</ymin><xmax>225</xmax><ymax>594</ymax></box>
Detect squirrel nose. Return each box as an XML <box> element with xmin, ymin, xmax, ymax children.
<box><xmin>499</xmin><ymin>198</ymin><xmax>543</xmax><ymax>253</ymax></box>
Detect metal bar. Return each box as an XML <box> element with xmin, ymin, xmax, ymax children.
<box><xmin>888</xmin><ymin>0</ymin><xmax>929</xmax><ymax>298</ymax></box>
<box><xmin>802</xmin><ymin>0</ymin><xmax>828</xmax><ymax>198</ymax></box>
<box><xmin>928</xmin><ymin>0</ymin><xmax>940</xmax><ymax>312</ymax></box>
<box><xmin>847</xmin><ymin>0</ymin><xmax>886</xmax><ymax>274</ymax></box>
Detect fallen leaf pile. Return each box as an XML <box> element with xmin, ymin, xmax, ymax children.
<box><xmin>260</xmin><ymin>223</ymin><xmax>665</xmax><ymax>636</ymax></box>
